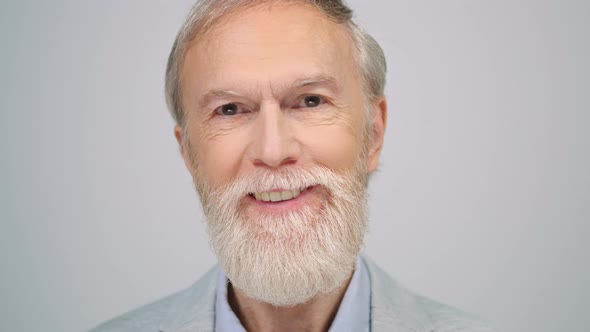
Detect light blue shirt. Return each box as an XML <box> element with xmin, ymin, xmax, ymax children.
<box><xmin>92</xmin><ymin>255</ymin><xmax>495</xmax><ymax>332</ymax></box>
<box><xmin>214</xmin><ymin>257</ymin><xmax>371</xmax><ymax>331</ymax></box>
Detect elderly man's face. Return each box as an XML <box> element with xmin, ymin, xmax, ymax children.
<box><xmin>180</xmin><ymin>3</ymin><xmax>382</xmax><ymax>186</ymax></box>
<box><xmin>176</xmin><ymin>3</ymin><xmax>385</xmax><ymax>305</ymax></box>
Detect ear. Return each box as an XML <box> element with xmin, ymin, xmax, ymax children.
<box><xmin>174</xmin><ymin>125</ymin><xmax>194</xmax><ymax>174</ymax></box>
<box><xmin>367</xmin><ymin>97</ymin><xmax>387</xmax><ymax>173</ymax></box>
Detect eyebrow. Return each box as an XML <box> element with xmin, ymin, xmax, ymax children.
<box><xmin>290</xmin><ymin>75</ymin><xmax>339</xmax><ymax>91</ymax></box>
<box><xmin>198</xmin><ymin>90</ymin><xmax>244</xmax><ymax>109</ymax></box>
<box><xmin>197</xmin><ymin>75</ymin><xmax>341</xmax><ymax>109</ymax></box>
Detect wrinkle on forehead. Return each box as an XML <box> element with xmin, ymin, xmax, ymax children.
<box><xmin>204</xmin><ymin>2</ymin><xmax>348</xmax><ymax>47</ymax></box>
<box><xmin>182</xmin><ymin>2</ymin><xmax>359</xmax><ymax>98</ymax></box>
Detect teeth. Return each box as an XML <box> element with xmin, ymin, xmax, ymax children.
<box><xmin>281</xmin><ymin>190</ymin><xmax>293</xmax><ymax>201</ymax></box>
<box><xmin>270</xmin><ymin>192</ymin><xmax>282</xmax><ymax>202</ymax></box>
<box><xmin>252</xmin><ymin>189</ymin><xmax>303</xmax><ymax>202</ymax></box>
<box><xmin>261</xmin><ymin>192</ymin><xmax>270</xmax><ymax>201</ymax></box>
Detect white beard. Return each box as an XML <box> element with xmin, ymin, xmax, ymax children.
<box><xmin>193</xmin><ymin>163</ymin><xmax>368</xmax><ymax>306</ymax></box>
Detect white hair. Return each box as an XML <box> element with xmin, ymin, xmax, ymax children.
<box><xmin>164</xmin><ymin>0</ymin><xmax>387</xmax><ymax>127</ymax></box>
<box><xmin>195</xmin><ymin>163</ymin><xmax>368</xmax><ymax>306</ymax></box>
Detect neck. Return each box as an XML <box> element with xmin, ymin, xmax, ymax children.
<box><xmin>228</xmin><ymin>272</ymin><xmax>354</xmax><ymax>332</ymax></box>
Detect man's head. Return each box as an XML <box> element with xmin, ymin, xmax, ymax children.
<box><xmin>166</xmin><ymin>0</ymin><xmax>387</xmax><ymax>306</ymax></box>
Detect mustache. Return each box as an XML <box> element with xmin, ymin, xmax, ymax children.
<box><xmin>222</xmin><ymin>165</ymin><xmax>345</xmax><ymax>192</ymax></box>
<box><xmin>203</xmin><ymin>166</ymin><xmax>349</xmax><ymax>205</ymax></box>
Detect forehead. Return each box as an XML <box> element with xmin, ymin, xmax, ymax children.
<box><xmin>181</xmin><ymin>3</ymin><xmax>359</xmax><ymax>96</ymax></box>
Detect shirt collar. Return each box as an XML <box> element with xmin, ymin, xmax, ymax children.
<box><xmin>214</xmin><ymin>257</ymin><xmax>371</xmax><ymax>332</ymax></box>
<box><xmin>215</xmin><ymin>266</ymin><xmax>246</xmax><ymax>332</ymax></box>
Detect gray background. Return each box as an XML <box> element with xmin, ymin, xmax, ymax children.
<box><xmin>1</xmin><ymin>1</ymin><xmax>588</xmax><ymax>331</ymax></box>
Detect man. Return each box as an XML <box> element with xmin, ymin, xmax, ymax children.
<box><xmin>93</xmin><ymin>1</ymin><xmax>494</xmax><ymax>331</ymax></box>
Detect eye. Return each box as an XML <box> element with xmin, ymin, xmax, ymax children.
<box><xmin>214</xmin><ymin>103</ymin><xmax>242</xmax><ymax>116</ymax></box>
<box><xmin>298</xmin><ymin>95</ymin><xmax>325</xmax><ymax>108</ymax></box>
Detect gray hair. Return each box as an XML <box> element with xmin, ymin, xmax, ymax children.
<box><xmin>165</xmin><ymin>0</ymin><xmax>387</xmax><ymax>127</ymax></box>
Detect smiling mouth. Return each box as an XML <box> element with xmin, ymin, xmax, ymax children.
<box><xmin>247</xmin><ymin>187</ymin><xmax>312</xmax><ymax>203</ymax></box>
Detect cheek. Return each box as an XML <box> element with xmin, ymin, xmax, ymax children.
<box><xmin>297</xmin><ymin>123</ymin><xmax>362</xmax><ymax>170</ymax></box>
<box><xmin>194</xmin><ymin>127</ymin><xmax>250</xmax><ymax>187</ymax></box>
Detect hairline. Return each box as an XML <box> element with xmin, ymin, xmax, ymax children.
<box><xmin>167</xmin><ymin>1</ymin><xmax>385</xmax><ymax>131</ymax></box>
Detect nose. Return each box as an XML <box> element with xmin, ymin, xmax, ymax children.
<box><xmin>249</xmin><ymin>102</ymin><xmax>300</xmax><ymax>168</ymax></box>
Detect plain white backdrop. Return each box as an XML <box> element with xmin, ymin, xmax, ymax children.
<box><xmin>1</xmin><ymin>1</ymin><xmax>588</xmax><ymax>331</ymax></box>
